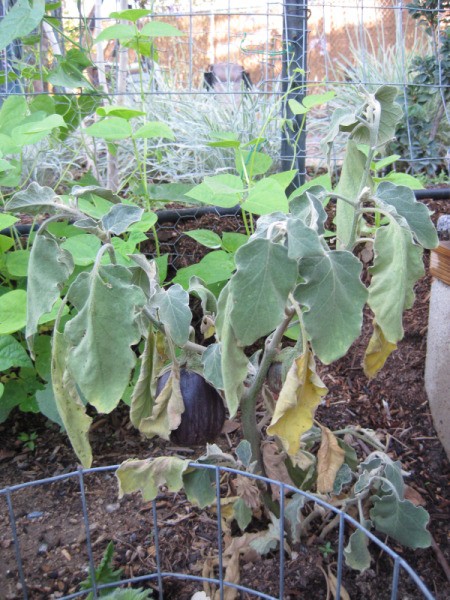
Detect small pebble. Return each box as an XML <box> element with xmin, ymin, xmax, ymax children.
<box><xmin>27</xmin><ymin>511</ymin><xmax>43</xmax><ymax>520</ymax></box>
<box><xmin>105</xmin><ymin>503</ymin><xmax>120</xmax><ymax>513</ymax></box>
<box><xmin>38</xmin><ymin>543</ymin><xmax>48</xmax><ymax>554</ymax></box>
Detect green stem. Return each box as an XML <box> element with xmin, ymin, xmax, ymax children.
<box><xmin>151</xmin><ymin>224</ymin><xmax>160</xmax><ymax>257</ymax></box>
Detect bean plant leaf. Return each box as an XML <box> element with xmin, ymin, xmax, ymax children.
<box><xmin>134</xmin><ymin>121</ymin><xmax>175</xmax><ymax>140</ymax></box>
<box><xmin>375</xmin><ymin>182</ymin><xmax>438</xmax><ymax>249</ymax></box>
<box><xmin>229</xmin><ymin>238</ymin><xmax>298</xmax><ymax>346</ymax></box>
<box><xmin>26</xmin><ymin>231</ymin><xmax>74</xmax><ymax>350</ymax></box>
<box><xmin>117</xmin><ymin>456</ymin><xmax>189</xmax><ymax>501</ymax></box>
<box><xmin>363</xmin><ymin>322</ymin><xmax>397</xmax><ymax>378</ymax></box>
<box><xmin>94</xmin><ymin>24</ymin><xmax>136</xmax><ymax>43</ymax></box>
<box><xmin>344</xmin><ymin>528</ymin><xmax>372</xmax><ymax>572</ymax></box>
<box><xmin>295</xmin><ymin>251</ymin><xmax>368</xmax><ymax>364</ymax></box>
<box><xmin>64</xmin><ymin>265</ymin><xmax>145</xmax><ymax>413</ymax></box>
<box><xmin>130</xmin><ymin>326</ymin><xmax>155</xmax><ymax>428</ymax></box>
<box><xmin>84</xmin><ymin>117</ymin><xmax>132</xmax><ymax>140</ymax></box>
<box><xmin>241</xmin><ymin>178</ymin><xmax>289</xmax><ymax>215</ymax></box>
<box><xmin>138</xmin><ymin>369</ymin><xmax>184</xmax><ymax>439</ymax></box>
<box><xmin>5</xmin><ymin>182</ymin><xmax>66</xmax><ymax>215</ymax></box>
<box><xmin>267</xmin><ymin>350</ymin><xmax>328</xmax><ymax>455</ymax></box>
<box><xmin>61</xmin><ymin>234</ymin><xmax>101</xmax><ymax>266</ymax></box>
<box><xmin>0</xmin><ymin>290</ymin><xmax>27</xmax><ymax>334</ymax></box>
<box><xmin>0</xmin><ymin>335</ymin><xmax>32</xmax><ymax>371</ymax></box>
<box><xmin>51</xmin><ymin>329</ymin><xmax>93</xmax><ymax>467</ymax></box>
<box><xmin>368</xmin><ymin>221</ymin><xmax>424</xmax><ymax>344</ymax></box>
<box><xmin>370</xmin><ymin>494</ymin><xmax>432</xmax><ymax>548</ymax></box>
<box><xmin>186</xmin><ymin>174</ymin><xmax>243</xmax><ymax>208</ymax></box>
<box><xmin>215</xmin><ymin>285</ymin><xmax>248</xmax><ymax>418</ymax></box>
<box><xmin>150</xmin><ymin>284</ymin><xmax>191</xmax><ymax>347</ymax></box>
<box><xmin>316</xmin><ymin>426</ymin><xmax>345</xmax><ymax>493</ymax></box>
<box><xmin>140</xmin><ymin>22</ymin><xmax>184</xmax><ymax>37</ymax></box>
<box><xmin>0</xmin><ymin>0</ymin><xmax>45</xmax><ymax>52</ymax></box>
<box><xmin>101</xmin><ymin>204</ymin><xmax>144</xmax><ymax>235</ymax></box>
<box><xmin>185</xmin><ymin>229</ymin><xmax>222</xmax><ymax>249</ymax></box>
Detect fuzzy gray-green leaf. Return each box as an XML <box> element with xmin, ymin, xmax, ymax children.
<box><xmin>64</xmin><ymin>265</ymin><xmax>145</xmax><ymax>413</ymax></box>
<box><xmin>26</xmin><ymin>231</ymin><xmax>74</xmax><ymax>350</ymax></box>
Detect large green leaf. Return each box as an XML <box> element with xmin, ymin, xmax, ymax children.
<box><xmin>370</xmin><ymin>493</ymin><xmax>431</xmax><ymax>548</ymax></box>
<box><xmin>286</xmin><ymin>217</ymin><xmax>325</xmax><ymax>260</ymax></box>
<box><xmin>27</xmin><ymin>231</ymin><xmax>74</xmax><ymax>349</ymax></box>
<box><xmin>172</xmin><ymin>250</ymin><xmax>235</xmax><ymax>289</ymax></box>
<box><xmin>295</xmin><ymin>251</ymin><xmax>368</xmax><ymax>364</ymax></box>
<box><xmin>64</xmin><ymin>265</ymin><xmax>145</xmax><ymax>413</ymax></box>
<box><xmin>241</xmin><ymin>178</ymin><xmax>289</xmax><ymax>216</ymax></box>
<box><xmin>289</xmin><ymin>186</ymin><xmax>328</xmax><ymax>233</ymax></box>
<box><xmin>94</xmin><ymin>24</ymin><xmax>136</xmax><ymax>43</ymax></box>
<box><xmin>368</xmin><ymin>221</ymin><xmax>424</xmax><ymax>344</ymax></box>
<box><xmin>186</xmin><ymin>174</ymin><xmax>243</xmax><ymax>208</ymax></box>
<box><xmin>12</xmin><ymin>114</ymin><xmax>66</xmax><ymax>146</ymax></box>
<box><xmin>35</xmin><ymin>383</ymin><xmax>65</xmax><ymax>428</ymax></box>
<box><xmin>0</xmin><ymin>0</ymin><xmax>45</xmax><ymax>52</ymax></box>
<box><xmin>150</xmin><ymin>284</ymin><xmax>191</xmax><ymax>347</ymax></box>
<box><xmin>0</xmin><ymin>289</ymin><xmax>27</xmax><ymax>334</ymax></box>
<box><xmin>0</xmin><ymin>335</ymin><xmax>32</xmax><ymax>370</ymax></box>
<box><xmin>51</xmin><ymin>329</ymin><xmax>93</xmax><ymax>467</ymax></box>
<box><xmin>134</xmin><ymin>121</ymin><xmax>175</xmax><ymax>140</ymax></box>
<box><xmin>201</xmin><ymin>343</ymin><xmax>224</xmax><ymax>390</ymax></box>
<box><xmin>229</xmin><ymin>238</ymin><xmax>298</xmax><ymax>346</ymax></box>
<box><xmin>84</xmin><ymin>117</ymin><xmax>132</xmax><ymax>140</ymax></box>
<box><xmin>140</xmin><ymin>21</ymin><xmax>184</xmax><ymax>37</ymax></box>
<box><xmin>215</xmin><ymin>285</ymin><xmax>248</xmax><ymax>418</ymax></box>
<box><xmin>61</xmin><ymin>234</ymin><xmax>101</xmax><ymax>266</ymax></box>
<box><xmin>375</xmin><ymin>182</ymin><xmax>438</xmax><ymax>249</ymax></box>
<box><xmin>183</xmin><ymin>467</ymin><xmax>216</xmax><ymax>508</ymax></box>
<box><xmin>117</xmin><ymin>456</ymin><xmax>189</xmax><ymax>501</ymax></box>
<box><xmin>0</xmin><ymin>96</ymin><xmax>27</xmax><ymax>135</ymax></box>
<box><xmin>5</xmin><ymin>249</ymin><xmax>30</xmax><ymax>278</ymax></box>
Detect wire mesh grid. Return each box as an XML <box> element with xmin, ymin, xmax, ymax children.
<box><xmin>0</xmin><ymin>464</ymin><xmax>435</xmax><ymax>600</ymax></box>
<box><xmin>0</xmin><ymin>0</ymin><xmax>449</xmax><ymax>184</ymax></box>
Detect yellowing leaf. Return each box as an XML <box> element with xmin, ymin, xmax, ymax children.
<box><xmin>316</xmin><ymin>426</ymin><xmax>345</xmax><ymax>493</ymax></box>
<box><xmin>139</xmin><ymin>369</ymin><xmax>184</xmax><ymax>440</ymax></box>
<box><xmin>267</xmin><ymin>350</ymin><xmax>328</xmax><ymax>455</ymax></box>
<box><xmin>363</xmin><ymin>322</ymin><xmax>397</xmax><ymax>378</ymax></box>
<box><xmin>117</xmin><ymin>456</ymin><xmax>189</xmax><ymax>501</ymax></box>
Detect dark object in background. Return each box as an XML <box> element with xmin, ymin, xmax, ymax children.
<box><xmin>204</xmin><ymin>62</ymin><xmax>252</xmax><ymax>93</ymax></box>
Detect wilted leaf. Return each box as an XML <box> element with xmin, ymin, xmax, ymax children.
<box><xmin>117</xmin><ymin>456</ymin><xmax>189</xmax><ymax>501</ymax></box>
<box><xmin>130</xmin><ymin>326</ymin><xmax>155</xmax><ymax>428</ymax></box>
<box><xmin>138</xmin><ymin>369</ymin><xmax>184</xmax><ymax>440</ymax></box>
<box><xmin>267</xmin><ymin>350</ymin><xmax>328</xmax><ymax>455</ymax></box>
<box><xmin>344</xmin><ymin>527</ymin><xmax>372</xmax><ymax>572</ymax></box>
<box><xmin>52</xmin><ymin>330</ymin><xmax>92</xmax><ymax>467</ymax></box>
<box><xmin>326</xmin><ymin>567</ymin><xmax>351</xmax><ymax>600</ymax></box>
<box><xmin>151</xmin><ymin>284</ymin><xmax>191</xmax><ymax>347</ymax></box>
<box><xmin>363</xmin><ymin>322</ymin><xmax>397</xmax><ymax>378</ymax></box>
<box><xmin>261</xmin><ymin>442</ymin><xmax>295</xmax><ymax>499</ymax></box>
<box><xmin>316</xmin><ymin>426</ymin><xmax>345</xmax><ymax>494</ymax></box>
<box><xmin>285</xmin><ymin>493</ymin><xmax>306</xmax><ymax>542</ymax></box>
<box><xmin>235</xmin><ymin>475</ymin><xmax>260</xmax><ymax>510</ymax></box>
<box><xmin>233</xmin><ymin>497</ymin><xmax>253</xmax><ymax>531</ymax></box>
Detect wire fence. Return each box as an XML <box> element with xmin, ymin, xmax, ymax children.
<box><xmin>0</xmin><ymin>0</ymin><xmax>449</xmax><ymax>183</ymax></box>
<box><xmin>0</xmin><ymin>464</ymin><xmax>436</xmax><ymax>599</ymax></box>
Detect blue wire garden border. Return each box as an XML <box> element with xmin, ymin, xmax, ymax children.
<box><xmin>1</xmin><ymin>464</ymin><xmax>435</xmax><ymax>600</ymax></box>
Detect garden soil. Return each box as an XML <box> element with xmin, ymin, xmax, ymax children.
<box><xmin>0</xmin><ymin>200</ymin><xmax>449</xmax><ymax>600</ymax></box>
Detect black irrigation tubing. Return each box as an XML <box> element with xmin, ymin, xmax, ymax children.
<box><xmin>1</xmin><ymin>188</ymin><xmax>449</xmax><ymax>238</ymax></box>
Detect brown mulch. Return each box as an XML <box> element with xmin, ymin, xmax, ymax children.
<box><xmin>0</xmin><ymin>198</ymin><xmax>449</xmax><ymax>600</ymax></box>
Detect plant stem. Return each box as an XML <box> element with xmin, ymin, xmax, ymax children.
<box><xmin>240</xmin><ymin>308</ymin><xmax>295</xmax><ymax>473</ymax></box>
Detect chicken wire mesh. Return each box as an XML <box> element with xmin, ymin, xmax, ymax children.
<box><xmin>0</xmin><ymin>0</ymin><xmax>449</xmax><ymax>183</ymax></box>
<box><xmin>0</xmin><ymin>464</ymin><xmax>436</xmax><ymax>599</ymax></box>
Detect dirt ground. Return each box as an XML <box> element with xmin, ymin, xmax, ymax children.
<box><xmin>0</xmin><ymin>199</ymin><xmax>449</xmax><ymax>600</ymax></box>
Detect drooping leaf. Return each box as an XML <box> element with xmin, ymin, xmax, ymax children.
<box><xmin>0</xmin><ymin>335</ymin><xmax>32</xmax><ymax>371</ymax></box>
<box><xmin>138</xmin><ymin>369</ymin><xmax>184</xmax><ymax>439</ymax></box>
<box><xmin>215</xmin><ymin>285</ymin><xmax>248</xmax><ymax>418</ymax></box>
<box><xmin>229</xmin><ymin>238</ymin><xmax>298</xmax><ymax>346</ymax></box>
<box><xmin>344</xmin><ymin>527</ymin><xmax>372</xmax><ymax>572</ymax></box>
<box><xmin>316</xmin><ymin>426</ymin><xmax>345</xmax><ymax>494</ymax></box>
<box><xmin>370</xmin><ymin>493</ymin><xmax>431</xmax><ymax>548</ymax></box>
<box><xmin>267</xmin><ymin>350</ymin><xmax>328</xmax><ymax>455</ymax></box>
<box><xmin>202</xmin><ymin>343</ymin><xmax>224</xmax><ymax>390</ymax></box>
<box><xmin>249</xmin><ymin>514</ymin><xmax>280</xmax><ymax>555</ymax></box>
<box><xmin>5</xmin><ymin>182</ymin><xmax>66</xmax><ymax>215</ymax></box>
<box><xmin>285</xmin><ymin>493</ymin><xmax>306</xmax><ymax>542</ymax></box>
<box><xmin>35</xmin><ymin>382</ymin><xmax>65</xmax><ymax>428</ymax></box>
<box><xmin>363</xmin><ymin>322</ymin><xmax>397</xmax><ymax>378</ymax></box>
<box><xmin>368</xmin><ymin>221</ymin><xmax>424</xmax><ymax>344</ymax></box>
<box><xmin>130</xmin><ymin>326</ymin><xmax>155</xmax><ymax>428</ymax></box>
<box><xmin>117</xmin><ymin>456</ymin><xmax>189</xmax><ymax>501</ymax></box>
<box><xmin>64</xmin><ymin>266</ymin><xmax>145</xmax><ymax>413</ymax></box>
<box><xmin>51</xmin><ymin>329</ymin><xmax>93</xmax><ymax>467</ymax></box>
<box><xmin>295</xmin><ymin>251</ymin><xmax>368</xmax><ymax>364</ymax></box>
<box><xmin>150</xmin><ymin>284</ymin><xmax>191</xmax><ymax>347</ymax></box>
<box><xmin>26</xmin><ymin>231</ymin><xmax>74</xmax><ymax>350</ymax></box>
<box><xmin>188</xmin><ymin>276</ymin><xmax>218</xmax><ymax>315</ymax></box>
<box><xmin>375</xmin><ymin>182</ymin><xmax>438</xmax><ymax>249</ymax></box>
<box><xmin>101</xmin><ymin>204</ymin><xmax>144</xmax><ymax>235</ymax></box>
<box><xmin>183</xmin><ymin>467</ymin><xmax>216</xmax><ymax>508</ymax></box>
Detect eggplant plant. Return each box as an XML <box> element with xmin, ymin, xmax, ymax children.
<box><xmin>4</xmin><ymin>85</ymin><xmax>438</xmax><ymax>571</ymax></box>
